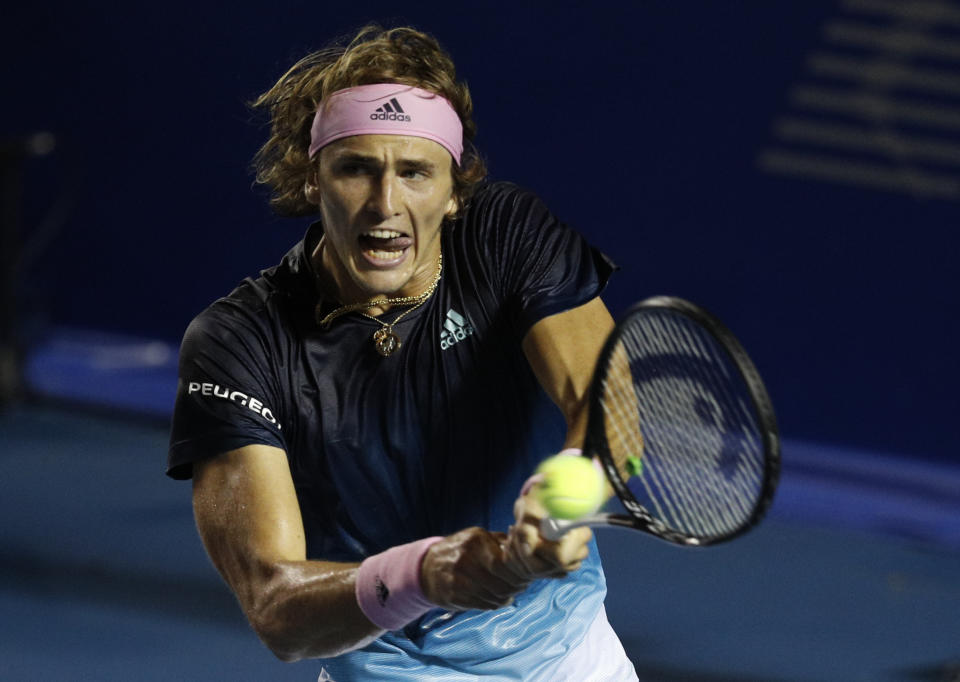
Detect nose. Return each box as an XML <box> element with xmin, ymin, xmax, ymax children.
<box><xmin>366</xmin><ymin>172</ymin><xmax>399</xmax><ymax>219</ymax></box>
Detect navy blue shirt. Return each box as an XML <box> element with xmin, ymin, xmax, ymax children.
<box><xmin>168</xmin><ymin>181</ymin><xmax>615</xmax><ymax>562</ymax></box>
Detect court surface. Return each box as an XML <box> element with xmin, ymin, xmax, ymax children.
<box><xmin>2</xmin><ymin>402</ymin><xmax>958</xmax><ymax>682</ymax></box>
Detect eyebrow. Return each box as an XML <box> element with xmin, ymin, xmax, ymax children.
<box><xmin>398</xmin><ymin>158</ymin><xmax>438</xmax><ymax>172</ymax></box>
<box><xmin>327</xmin><ymin>152</ymin><xmax>377</xmax><ymax>167</ymax></box>
<box><xmin>329</xmin><ymin>151</ymin><xmax>438</xmax><ymax>172</ymax></box>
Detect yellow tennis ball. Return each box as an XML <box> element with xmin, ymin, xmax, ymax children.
<box><xmin>535</xmin><ymin>454</ymin><xmax>606</xmax><ymax>520</ymax></box>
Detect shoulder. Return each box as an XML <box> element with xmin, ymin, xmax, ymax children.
<box><xmin>464</xmin><ymin>181</ymin><xmax>547</xmax><ymax>218</ymax></box>
<box><xmin>181</xmin><ymin>279</ymin><xmax>305</xmax><ymax>368</ymax></box>
<box><xmin>456</xmin><ymin>181</ymin><xmax>558</xmax><ymax>247</ymax></box>
<box><xmin>185</xmin><ymin>285</ymin><xmax>259</xmax><ymax>340</ymax></box>
<box><xmin>184</xmin><ymin>236</ymin><xmax>316</xmax><ymax>350</ymax></box>
<box><xmin>178</xmin><ymin>292</ymin><xmax>269</xmax><ymax>373</ymax></box>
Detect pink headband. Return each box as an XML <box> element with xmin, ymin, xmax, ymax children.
<box><xmin>308</xmin><ymin>83</ymin><xmax>464</xmax><ymax>164</ymax></box>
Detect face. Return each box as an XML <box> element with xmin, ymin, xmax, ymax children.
<box><xmin>306</xmin><ymin>134</ymin><xmax>456</xmax><ymax>306</ymax></box>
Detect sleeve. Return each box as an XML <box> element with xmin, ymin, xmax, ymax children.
<box><xmin>166</xmin><ymin>301</ymin><xmax>286</xmax><ymax>480</ymax></box>
<box><xmin>470</xmin><ymin>183</ymin><xmax>617</xmax><ymax>336</ymax></box>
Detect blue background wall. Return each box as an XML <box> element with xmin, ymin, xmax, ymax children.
<box><xmin>4</xmin><ymin>0</ymin><xmax>959</xmax><ymax>462</ymax></box>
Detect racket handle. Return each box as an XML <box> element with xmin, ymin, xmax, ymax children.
<box><xmin>539</xmin><ymin>514</ymin><xmax>615</xmax><ymax>541</ymax></box>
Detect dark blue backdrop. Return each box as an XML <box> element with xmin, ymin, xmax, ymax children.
<box><xmin>4</xmin><ymin>1</ymin><xmax>958</xmax><ymax>462</ymax></box>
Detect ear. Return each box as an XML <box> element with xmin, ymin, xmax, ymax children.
<box><xmin>445</xmin><ymin>194</ymin><xmax>458</xmax><ymax>219</ymax></box>
<box><xmin>304</xmin><ymin>167</ymin><xmax>322</xmax><ymax>206</ymax></box>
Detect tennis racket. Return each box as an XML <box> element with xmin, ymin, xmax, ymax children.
<box><xmin>540</xmin><ymin>296</ymin><xmax>780</xmax><ymax>546</ymax></box>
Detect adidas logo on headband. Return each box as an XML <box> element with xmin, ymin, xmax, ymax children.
<box><xmin>370</xmin><ymin>97</ymin><xmax>412</xmax><ymax>122</ymax></box>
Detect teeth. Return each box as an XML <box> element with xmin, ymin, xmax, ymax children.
<box><xmin>366</xmin><ymin>249</ymin><xmax>404</xmax><ymax>260</ymax></box>
<box><xmin>364</xmin><ymin>229</ymin><xmax>403</xmax><ymax>239</ymax></box>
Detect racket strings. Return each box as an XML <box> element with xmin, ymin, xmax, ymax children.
<box><xmin>604</xmin><ymin>343</ymin><xmax>716</xmax><ymax>534</ymax></box>
<box><xmin>603</xmin><ymin>370</ymin><xmax>685</xmax><ymax>527</ymax></box>
<box><xmin>602</xmin><ymin>343</ymin><xmax>645</xmax><ymax>478</ymax></box>
<box><xmin>631</xmin><ymin>382</ymin><xmax>737</xmax><ymax>536</ymax></box>
<box><xmin>606</xmin><ymin>330</ymin><xmax>729</xmax><ymax>535</ymax></box>
<box><xmin>611</xmin><ymin>366</ymin><xmax>737</xmax><ymax>537</ymax></box>
<box><xmin>642</xmin><ymin>316</ymin><xmax>764</xmax><ymax>533</ymax></box>
<box><xmin>600</xmin><ymin>310</ymin><xmax>766</xmax><ymax>538</ymax></box>
<box><xmin>646</xmin><ymin>349</ymin><xmax>762</xmax><ymax>536</ymax></box>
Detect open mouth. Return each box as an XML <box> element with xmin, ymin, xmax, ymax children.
<box><xmin>358</xmin><ymin>229</ymin><xmax>413</xmax><ymax>264</ymax></box>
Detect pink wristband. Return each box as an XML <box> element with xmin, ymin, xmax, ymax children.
<box><xmin>355</xmin><ymin>536</ymin><xmax>443</xmax><ymax>631</ymax></box>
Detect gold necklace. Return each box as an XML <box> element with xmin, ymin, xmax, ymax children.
<box><xmin>316</xmin><ymin>252</ymin><xmax>443</xmax><ymax>357</ymax></box>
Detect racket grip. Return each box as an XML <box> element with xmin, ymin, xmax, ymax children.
<box><xmin>539</xmin><ymin>514</ymin><xmax>611</xmax><ymax>541</ymax></box>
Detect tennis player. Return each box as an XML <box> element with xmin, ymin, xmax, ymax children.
<box><xmin>167</xmin><ymin>25</ymin><xmax>638</xmax><ymax>681</ymax></box>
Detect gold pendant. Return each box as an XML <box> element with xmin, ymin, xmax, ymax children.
<box><xmin>373</xmin><ymin>327</ymin><xmax>401</xmax><ymax>356</ymax></box>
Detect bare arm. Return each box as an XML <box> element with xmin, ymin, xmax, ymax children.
<box><xmin>522</xmin><ymin>297</ymin><xmax>615</xmax><ymax>449</ymax></box>
<box><xmin>193</xmin><ymin>444</ymin><xmax>538</xmax><ymax>662</ymax></box>
<box><xmin>526</xmin><ymin>298</ymin><xmax>643</xmax><ymax>479</ymax></box>
<box><xmin>508</xmin><ymin>297</ymin><xmax>615</xmax><ymax>568</ymax></box>
<box><xmin>192</xmin><ymin>444</ymin><xmax>379</xmax><ymax>661</ymax></box>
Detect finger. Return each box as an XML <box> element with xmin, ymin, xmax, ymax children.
<box><xmin>552</xmin><ymin>526</ymin><xmax>592</xmax><ymax>566</ymax></box>
<box><xmin>445</xmin><ymin>562</ymin><xmax>530</xmax><ymax>610</ymax></box>
<box><xmin>459</xmin><ymin>561</ymin><xmax>529</xmax><ymax>604</ymax></box>
<box><xmin>506</xmin><ymin>524</ymin><xmax>573</xmax><ymax>579</ymax></box>
<box><xmin>512</xmin><ymin>521</ymin><xmax>593</xmax><ymax>577</ymax></box>
<box><xmin>536</xmin><ymin>535</ymin><xmax>590</xmax><ymax>574</ymax></box>
<box><xmin>505</xmin><ymin>522</ymin><xmax>546</xmax><ymax>572</ymax></box>
<box><xmin>422</xmin><ymin>528</ymin><xmax>532</xmax><ymax>610</ymax></box>
<box><xmin>514</xmin><ymin>489</ymin><xmax>549</xmax><ymax>525</ymax></box>
<box><xmin>490</xmin><ymin>531</ymin><xmax>534</xmax><ymax>582</ymax></box>
<box><xmin>471</xmin><ymin>531</ymin><xmax>539</xmax><ymax>594</ymax></box>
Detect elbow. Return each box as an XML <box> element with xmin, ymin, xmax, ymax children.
<box><xmin>250</xmin><ymin>613</ymin><xmax>307</xmax><ymax>662</ymax></box>
<box><xmin>267</xmin><ymin>645</ymin><xmax>301</xmax><ymax>664</ymax></box>
<box><xmin>239</xmin><ymin>561</ymin><xmax>378</xmax><ymax>661</ymax></box>
<box><xmin>249</xmin><ymin>606</ymin><xmax>373</xmax><ymax>662</ymax></box>
<box><xmin>240</xmin><ymin>562</ymin><xmax>319</xmax><ymax>662</ymax></box>
<box><xmin>268</xmin><ymin>645</ymin><xmax>303</xmax><ymax>664</ymax></box>
<box><xmin>244</xmin><ymin>576</ymin><xmax>306</xmax><ymax>662</ymax></box>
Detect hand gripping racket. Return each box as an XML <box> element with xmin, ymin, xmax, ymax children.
<box><xmin>540</xmin><ymin>296</ymin><xmax>780</xmax><ymax>546</ymax></box>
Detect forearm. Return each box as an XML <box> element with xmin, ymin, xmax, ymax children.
<box><xmin>192</xmin><ymin>447</ymin><xmax>384</xmax><ymax>661</ymax></box>
<box><xmin>250</xmin><ymin>531</ymin><xmax>533</xmax><ymax>659</ymax></box>
<box><xmin>192</xmin><ymin>444</ymin><xmax>580</xmax><ymax>664</ymax></box>
<box><xmin>242</xmin><ymin>558</ymin><xmax>382</xmax><ymax>662</ymax></box>
<box><xmin>522</xmin><ymin>298</ymin><xmax>614</xmax><ymax>452</ymax></box>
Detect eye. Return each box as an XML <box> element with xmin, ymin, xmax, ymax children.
<box><xmin>331</xmin><ymin>158</ymin><xmax>376</xmax><ymax>177</ymax></box>
<box><xmin>340</xmin><ymin>162</ymin><xmax>371</xmax><ymax>176</ymax></box>
<box><xmin>400</xmin><ymin>168</ymin><xmax>427</xmax><ymax>180</ymax></box>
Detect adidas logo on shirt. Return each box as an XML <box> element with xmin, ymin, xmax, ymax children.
<box><xmin>440</xmin><ymin>308</ymin><xmax>475</xmax><ymax>350</ymax></box>
<box><xmin>370</xmin><ymin>97</ymin><xmax>411</xmax><ymax>122</ymax></box>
